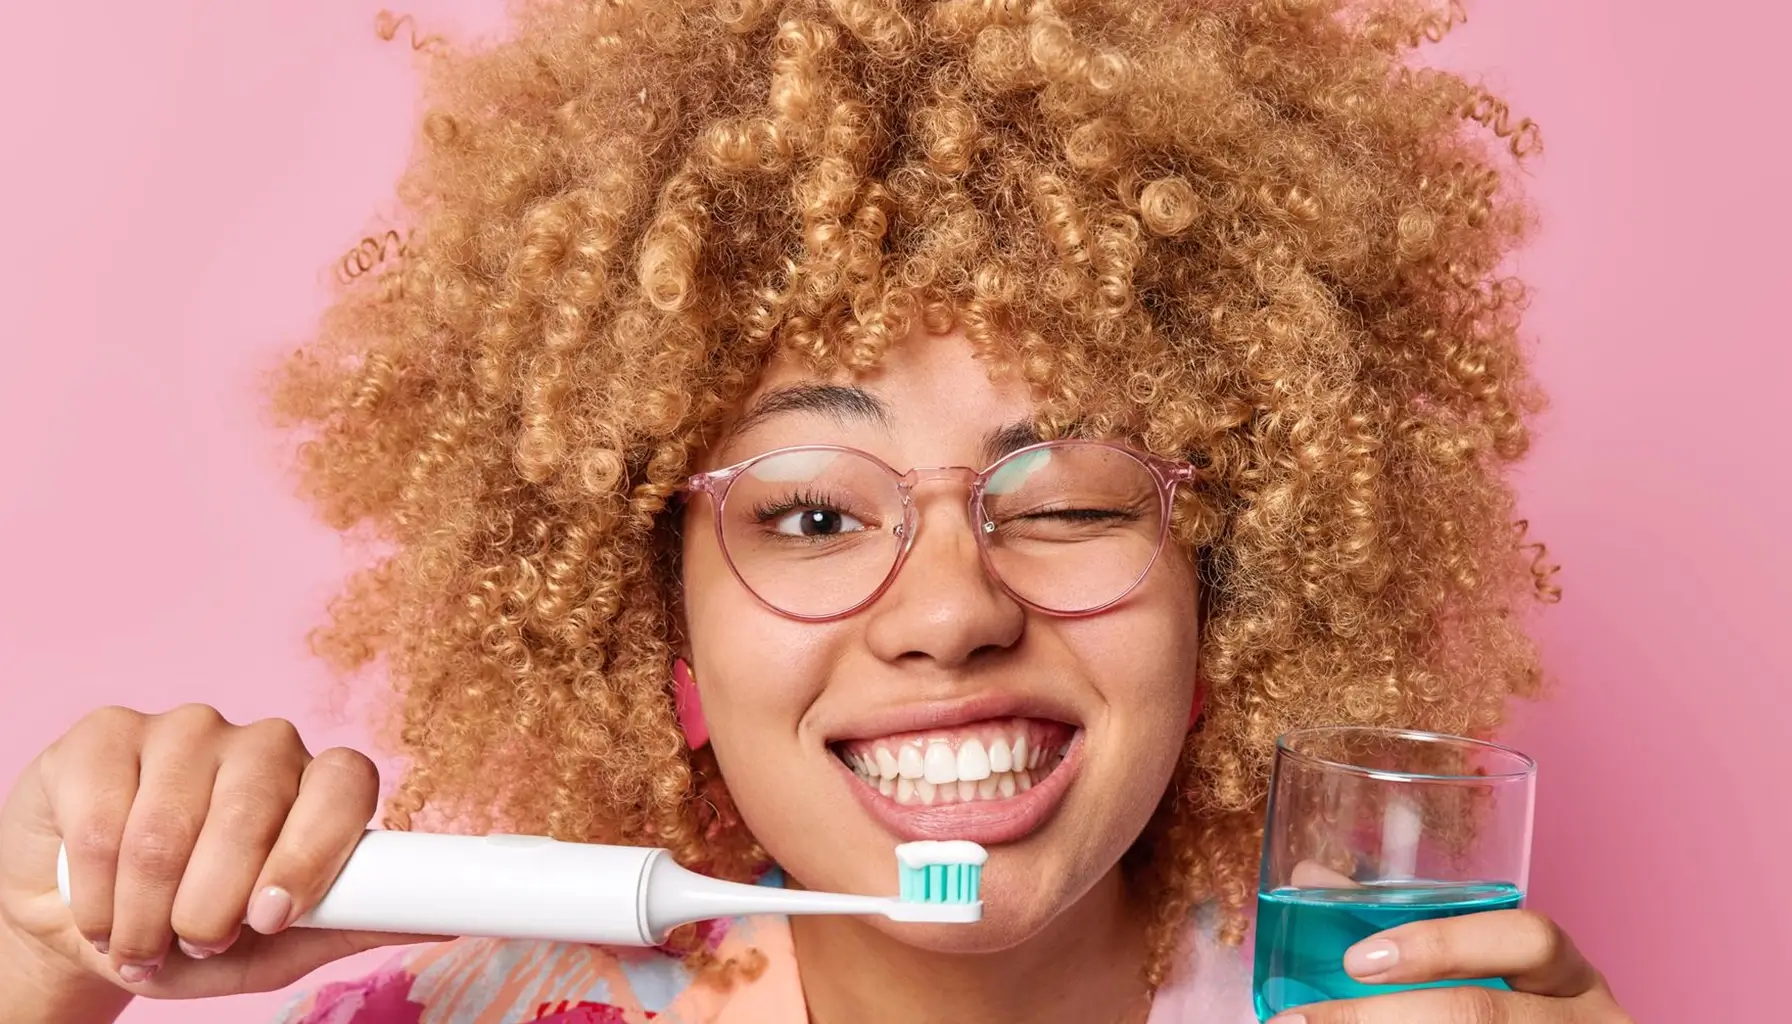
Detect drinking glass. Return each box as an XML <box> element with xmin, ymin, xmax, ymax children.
<box><xmin>1253</xmin><ymin>726</ymin><xmax>1537</xmax><ymax>1020</ymax></box>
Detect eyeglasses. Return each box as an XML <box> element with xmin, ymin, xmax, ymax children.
<box><xmin>679</xmin><ymin>439</ymin><xmax>1202</xmax><ymax>622</ymax></box>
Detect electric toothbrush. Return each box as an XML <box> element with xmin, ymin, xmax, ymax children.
<box><xmin>57</xmin><ymin>832</ymin><xmax>984</xmax><ymax>945</ymax></box>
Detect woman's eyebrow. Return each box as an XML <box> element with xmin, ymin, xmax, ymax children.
<box><xmin>731</xmin><ymin>383</ymin><xmax>891</xmax><ymax>437</ymax></box>
<box><xmin>981</xmin><ymin>420</ymin><xmax>1043</xmax><ymax>464</ymax></box>
<box><xmin>727</xmin><ymin>382</ymin><xmax>1042</xmax><ymax>464</ymax></box>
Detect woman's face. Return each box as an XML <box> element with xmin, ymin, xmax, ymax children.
<box><xmin>680</xmin><ymin>326</ymin><xmax>1201</xmax><ymax>951</ymax></box>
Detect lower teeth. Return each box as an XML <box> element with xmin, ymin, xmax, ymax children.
<box><xmin>856</xmin><ymin>765</ymin><xmax>1050</xmax><ymax>806</ymax></box>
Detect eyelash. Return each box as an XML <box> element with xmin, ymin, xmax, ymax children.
<box><xmin>994</xmin><ymin>498</ymin><xmax>1144</xmax><ymax>523</ymax></box>
<box><xmin>748</xmin><ymin>488</ymin><xmax>854</xmax><ymax>525</ymax></box>
<box><xmin>1020</xmin><ymin>507</ymin><xmax>1139</xmax><ymax>523</ymax></box>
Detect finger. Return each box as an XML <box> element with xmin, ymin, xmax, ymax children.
<box><xmin>169</xmin><ymin>721</ymin><xmax>309</xmax><ymax>959</ymax></box>
<box><xmin>1290</xmin><ymin>860</ymin><xmax>1361</xmax><ymax>889</ymax></box>
<box><xmin>245</xmin><ymin>746</ymin><xmax>379</xmax><ymax>936</ymax></box>
<box><xmin>112</xmin><ymin>926</ymin><xmax>443</xmax><ymax>1000</ymax></box>
<box><xmin>1343</xmin><ymin>909</ymin><xmax>1601</xmax><ymax>998</ymax></box>
<box><xmin>1273</xmin><ymin>984</ymin><xmax>1581</xmax><ymax>1024</ymax></box>
<box><xmin>108</xmin><ymin>705</ymin><xmax>227</xmax><ymax>978</ymax></box>
<box><xmin>42</xmin><ymin>706</ymin><xmax>145</xmax><ymax>952</ymax></box>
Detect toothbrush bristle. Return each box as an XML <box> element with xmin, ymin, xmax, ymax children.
<box><xmin>899</xmin><ymin>862</ymin><xmax>982</xmax><ymax>903</ymax></box>
<box><xmin>893</xmin><ymin>840</ymin><xmax>987</xmax><ymax>904</ymax></box>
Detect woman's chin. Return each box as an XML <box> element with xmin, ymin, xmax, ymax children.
<box><xmin>862</xmin><ymin>880</ymin><xmax>1068</xmax><ymax>954</ymax></box>
<box><xmin>854</xmin><ymin>916</ymin><xmax>1031</xmax><ymax>954</ymax></box>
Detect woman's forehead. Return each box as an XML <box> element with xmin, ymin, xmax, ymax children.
<box><xmin>713</xmin><ymin>328</ymin><xmax>1038</xmax><ymax>461</ymax></box>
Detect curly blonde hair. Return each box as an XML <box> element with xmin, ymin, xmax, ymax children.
<box><xmin>273</xmin><ymin>0</ymin><xmax>1556</xmax><ymax>988</ymax></box>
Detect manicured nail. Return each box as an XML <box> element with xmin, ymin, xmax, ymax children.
<box><xmin>247</xmin><ymin>886</ymin><xmax>294</xmax><ymax>934</ymax></box>
<box><xmin>178</xmin><ymin>937</ymin><xmax>224</xmax><ymax>960</ymax></box>
<box><xmin>90</xmin><ymin>938</ymin><xmax>109</xmax><ymax>955</ymax></box>
<box><xmin>1345</xmin><ymin>937</ymin><xmax>1401</xmax><ymax>978</ymax></box>
<box><xmin>117</xmin><ymin>962</ymin><xmax>159</xmax><ymax>984</ymax></box>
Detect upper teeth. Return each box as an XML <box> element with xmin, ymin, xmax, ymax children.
<box><xmin>923</xmin><ymin>742</ymin><xmax>956</xmax><ymax>784</ymax></box>
<box><xmin>898</xmin><ymin>745</ymin><xmax>924</xmax><ymax>779</ymax></box>
<box><xmin>841</xmin><ymin>727</ymin><xmax>1067</xmax><ymax>787</ymax></box>
<box><xmin>957</xmin><ymin>739</ymin><xmax>990</xmax><ymax>781</ymax></box>
<box><xmin>988</xmin><ymin>737</ymin><xmax>1012</xmax><ymax>773</ymax></box>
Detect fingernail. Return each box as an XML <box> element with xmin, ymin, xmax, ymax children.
<box><xmin>247</xmin><ymin>886</ymin><xmax>294</xmax><ymax>934</ymax></box>
<box><xmin>178</xmin><ymin>937</ymin><xmax>225</xmax><ymax>960</ymax></box>
<box><xmin>90</xmin><ymin>938</ymin><xmax>109</xmax><ymax>955</ymax></box>
<box><xmin>117</xmin><ymin>962</ymin><xmax>159</xmax><ymax>984</ymax></box>
<box><xmin>1345</xmin><ymin>937</ymin><xmax>1401</xmax><ymax>978</ymax></box>
<box><xmin>1269</xmin><ymin>1015</ymin><xmax>1307</xmax><ymax>1024</ymax></box>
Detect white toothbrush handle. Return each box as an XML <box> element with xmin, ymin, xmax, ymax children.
<box><xmin>58</xmin><ymin>830</ymin><xmax>666</xmax><ymax>946</ymax></box>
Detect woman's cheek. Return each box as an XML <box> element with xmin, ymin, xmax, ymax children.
<box><xmin>695</xmin><ymin>630</ymin><xmax>855</xmax><ymax>845</ymax></box>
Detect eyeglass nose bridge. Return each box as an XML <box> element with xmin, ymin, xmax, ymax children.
<box><xmin>893</xmin><ymin>464</ymin><xmax>983</xmax><ymax>492</ymax></box>
<box><xmin>889</xmin><ymin>465</ymin><xmax>995</xmax><ymax>542</ymax></box>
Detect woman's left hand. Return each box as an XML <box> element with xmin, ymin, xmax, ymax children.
<box><xmin>1271</xmin><ymin>910</ymin><xmax>1634</xmax><ymax>1023</ymax></box>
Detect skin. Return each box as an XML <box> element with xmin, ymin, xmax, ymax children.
<box><xmin>0</xmin><ymin>326</ymin><xmax>1633</xmax><ymax>1023</ymax></box>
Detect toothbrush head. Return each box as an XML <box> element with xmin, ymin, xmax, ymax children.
<box><xmin>885</xmin><ymin>840</ymin><xmax>986</xmax><ymax>922</ymax></box>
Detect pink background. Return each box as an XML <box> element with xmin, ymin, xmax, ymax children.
<box><xmin>1</xmin><ymin>2</ymin><xmax>1785</xmax><ymax>1020</ymax></box>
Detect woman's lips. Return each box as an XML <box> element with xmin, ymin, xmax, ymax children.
<box><xmin>835</xmin><ymin>730</ymin><xmax>1084</xmax><ymax>844</ymax></box>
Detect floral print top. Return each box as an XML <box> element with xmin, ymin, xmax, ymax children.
<box><xmin>270</xmin><ymin>906</ymin><xmax>1254</xmax><ymax>1024</ymax></box>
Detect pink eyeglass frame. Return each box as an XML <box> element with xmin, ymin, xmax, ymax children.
<box><xmin>678</xmin><ymin>438</ymin><xmax>1204</xmax><ymax>623</ymax></box>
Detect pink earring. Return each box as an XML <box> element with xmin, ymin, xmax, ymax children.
<box><xmin>672</xmin><ymin>658</ymin><xmax>709</xmax><ymax>750</ymax></box>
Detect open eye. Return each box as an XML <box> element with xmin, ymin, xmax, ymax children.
<box><xmin>769</xmin><ymin>507</ymin><xmax>868</xmax><ymax>538</ymax></box>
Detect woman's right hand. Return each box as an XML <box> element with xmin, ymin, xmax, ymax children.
<box><xmin>0</xmin><ymin>703</ymin><xmax>434</xmax><ymax>1008</ymax></box>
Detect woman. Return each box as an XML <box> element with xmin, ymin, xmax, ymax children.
<box><xmin>0</xmin><ymin>1</ymin><xmax>1632</xmax><ymax>1020</ymax></box>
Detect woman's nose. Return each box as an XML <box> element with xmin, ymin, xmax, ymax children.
<box><xmin>860</xmin><ymin>496</ymin><xmax>1024</xmax><ymax>669</ymax></box>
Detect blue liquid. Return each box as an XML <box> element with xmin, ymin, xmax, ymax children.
<box><xmin>1253</xmin><ymin>882</ymin><xmax>1523</xmax><ymax>1020</ymax></box>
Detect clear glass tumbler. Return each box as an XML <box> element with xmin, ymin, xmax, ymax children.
<box><xmin>1253</xmin><ymin>726</ymin><xmax>1537</xmax><ymax>1020</ymax></box>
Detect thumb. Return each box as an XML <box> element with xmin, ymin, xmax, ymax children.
<box><xmin>0</xmin><ymin>754</ymin><xmax>61</xmax><ymax>898</ymax></box>
<box><xmin>0</xmin><ymin>754</ymin><xmax>84</xmax><ymax>959</ymax></box>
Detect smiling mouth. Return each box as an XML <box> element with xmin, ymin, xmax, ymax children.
<box><xmin>830</xmin><ymin>717</ymin><xmax>1076</xmax><ymax>806</ymax></box>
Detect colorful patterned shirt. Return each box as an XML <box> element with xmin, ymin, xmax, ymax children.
<box><xmin>271</xmin><ymin>909</ymin><xmax>1254</xmax><ymax>1024</ymax></box>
